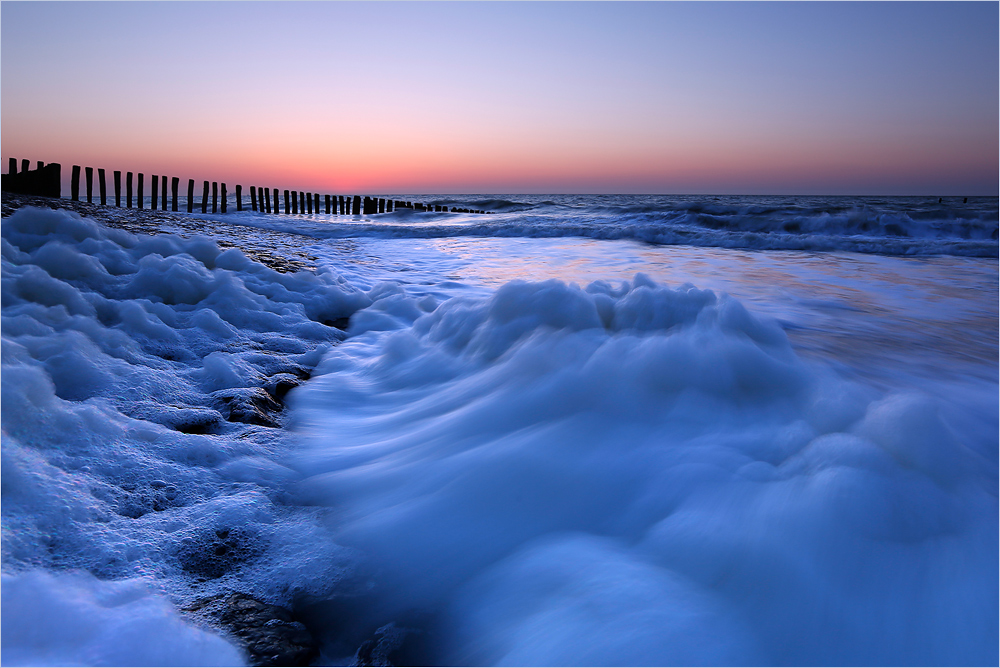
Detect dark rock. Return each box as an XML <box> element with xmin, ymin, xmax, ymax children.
<box><xmin>351</xmin><ymin>623</ymin><xmax>410</xmax><ymax>667</ymax></box>
<box><xmin>264</xmin><ymin>373</ymin><xmax>304</xmax><ymax>403</ymax></box>
<box><xmin>184</xmin><ymin>592</ymin><xmax>319</xmax><ymax>667</ymax></box>
<box><xmin>176</xmin><ymin>527</ymin><xmax>262</xmax><ymax>580</ymax></box>
<box><xmin>211</xmin><ymin>387</ymin><xmax>283</xmax><ymax>427</ymax></box>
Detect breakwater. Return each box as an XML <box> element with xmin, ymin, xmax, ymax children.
<box><xmin>1</xmin><ymin>157</ymin><xmax>492</xmax><ymax>215</ymax></box>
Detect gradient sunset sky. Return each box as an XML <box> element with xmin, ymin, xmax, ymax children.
<box><xmin>2</xmin><ymin>1</ymin><xmax>997</xmax><ymax>195</ymax></box>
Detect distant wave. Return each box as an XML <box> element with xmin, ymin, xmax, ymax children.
<box><xmin>239</xmin><ymin>212</ymin><xmax>999</xmax><ymax>258</ymax></box>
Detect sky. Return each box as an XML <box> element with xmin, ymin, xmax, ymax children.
<box><xmin>2</xmin><ymin>1</ymin><xmax>997</xmax><ymax>195</ymax></box>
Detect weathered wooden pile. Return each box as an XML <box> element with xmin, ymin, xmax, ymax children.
<box><xmin>1</xmin><ymin>157</ymin><xmax>492</xmax><ymax>215</ymax></box>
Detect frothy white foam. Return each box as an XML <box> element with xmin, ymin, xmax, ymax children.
<box><xmin>1</xmin><ymin>570</ymin><xmax>244</xmax><ymax>666</ymax></box>
<box><xmin>292</xmin><ymin>274</ymin><xmax>998</xmax><ymax>665</ymax></box>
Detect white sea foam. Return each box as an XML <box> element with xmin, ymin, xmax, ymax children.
<box><xmin>1</xmin><ymin>570</ymin><xmax>243</xmax><ymax>666</ymax></box>
<box><xmin>291</xmin><ymin>273</ymin><xmax>998</xmax><ymax>665</ymax></box>
<box><xmin>1</xmin><ymin>207</ymin><xmax>369</xmax><ymax>664</ymax></box>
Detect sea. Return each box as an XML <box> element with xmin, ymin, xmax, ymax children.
<box><xmin>2</xmin><ymin>194</ymin><xmax>997</xmax><ymax>666</ymax></box>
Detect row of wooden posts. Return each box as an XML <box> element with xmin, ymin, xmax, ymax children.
<box><xmin>2</xmin><ymin>157</ymin><xmax>491</xmax><ymax>215</ymax></box>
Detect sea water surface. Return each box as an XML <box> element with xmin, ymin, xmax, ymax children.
<box><xmin>2</xmin><ymin>195</ymin><xmax>997</xmax><ymax>666</ymax></box>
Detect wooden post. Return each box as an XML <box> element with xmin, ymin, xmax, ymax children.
<box><xmin>353</xmin><ymin>195</ymin><xmax>361</xmax><ymax>215</ymax></box>
<box><xmin>171</xmin><ymin>177</ymin><xmax>179</xmax><ymax>211</ymax></box>
<box><xmin>151</xmin><ymin>175</ymin><xmax>158</xmax><ymax>209</ymax></box>
<box><xmin>303</xmin><ymin>192</ymin><xmax>310</xmax><ymax>214</ymax></box>
<box><xmin>86</xmin><ymin>167</ymin><xmax>94</xmax><ymax>203</ymax></box>
<box><xmin>285</xmin><ymin>190</ymin><xmax>291</xmax><ymax>214</ymax></box>
<box><xmin>340</xmin><ymin>195</ymin><xmax>345</xmax><ymax>215</ymax></box>
<box><xmin>8</xmin><ymin>158</ymin><xmax>16</xmax><ymax>174</ymax></box>
<box><xmin>37</xmin><ymin>161</ymin><xmax>44</xmax><ymax>170</ymax></box>
<box><xmin>188</xmin><ymin>179</ymin><xmax>195</xmax><ymax>213</ymax></box>
<box><xmin>212</xmin><ymin>182</ymin><xmax>218</xmax><ymax>214</ymax></box>
<box><xmin>161</xmin><ymin>176</ymin><xmax>168</xmax><ymax>211</ymax></box>
<box><xmin>98</xmin><ymin>168</ymin><xmax>107</xmax><ymax>205</ymax></box>
<box><xmin>114</xmin><ymin>170</ymin><xmax>121</xmax><ymax>206</ymax></box>
<box><xmin>71</xmin><ymin>166</ymin><xmax>81</xmax><ymax>201</ymax></box>
<box><xmin>221</xmin><ymin>183</ymin><xmax>227</xmax><ymax>213</ymax></box>
<box><xmin>291</xmin><ymin>191</ymin><xmax>298</xmax><ymax>214</ymax></box>
<box><xmin>314</xmin><ymin>193</ymin><xmax>319</xmax><ymax>213</ymax></box>
<box><xmin>137</xmin><ymin>173</ymin><xmax>144</xmax><ymax>209</ymax></box>
<box><xmin>273</xmin><ymin>187</ymin><xmax>280</xmax><ymax>214</ymax></box>
<box><xmin>324</xmin><ymin>194</ymin><xmax>330</xmax><ymax>214</ymax></box>
<box><xmin>250</xmin><ymin>186</ymin><xmax>257</xmax><ymax>211</ymax></box>
<box><xmin>126</xmin><ymin>172</ymin><xmax>133</xmax><ymax>208</ymax></box>
<box><xmin>236</xmin><ymin>185</ymin><xmax>242</xmax><ymax>211</ymax></box>
<box><xmin>263</xmin><ymin>187</ymin><xmax>270</xmax><ymax>213</ymax></box>
<box><xmin>21</xmin><ymin>159</ymin><xmax>29</xmax><ymax>174</ymax></box>
<box><xmin>379</xmin><ymin>198</ymin><xmax>386</xmax><ymax>213</ymax></box>
<box><xmin>202</xmin><ymin>180</ymin><xmax>209</xmax><ymax>213</ymax></box>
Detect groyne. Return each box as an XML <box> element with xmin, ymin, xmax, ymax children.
<box><xmin>2</xmin><ymin>157</ymin><xmax>492</xmax><ymax>215</ymax></box>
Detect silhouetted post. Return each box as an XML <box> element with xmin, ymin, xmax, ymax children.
<box><xmin>352</xmin><ymin>195</ymin><xmax>361</xmax><ymax>215</ymax></box>
<box><xmin>151</xmin><ymin>175</ymin><xmax>158</xmax><ymax>209</ymax></box>
<box><xmin>126</xmin><ymin>172</ymin><xmax>133</xmax><ymax>208</ymax></box>
<box><xmin>69</xmin><ymin>165</ymin><xmax>81</xmax><ymax>201</ymax></box>
<box><xmin>8</xmin><ymin>158</ymin><xmax>16</xmax><ymax>175</ymax></box>
<box><xmin>388</xmin><ymin>200</ymin><xmax>394</xmax><ymax>212</ymax></box>
<box><xmin>221</xmin><ymin>183</ymin><xmax>227</xmax><ymax>213</ymax></box>
<box><xmin>187</xmin><ymin>179</ymin><xmax>195</xmax><ymax>212</ymax></box>
<box><xmin>285</xmin><ymin>190</ymin><xmax>291</xmax><ymax>214</ymax></box>
<box><xmin>171</xmin><ymin>177</ymin><xmax>179</xmax><ymax>211</ymax></box>
<box><xmin>161</xmin><ymin>177</ymin><xmax>168</xmax><ymax>211</ymax></box>
<box><xmin>236</xmin><ymin>185</ymin><xmax>243</xmax><ymax>211</ymax></box>
<box><xmin>137</xmin><ymin>173</ymin><xmax>144</xmax><ymax>209</ymax></box>
<box><xmin>98</xmin><ymin>169</ymin><xmax>107</xmax><ymax>205</ymax></box>
<box><xmin>264</xmin><ymin>187</ymin><xmax>272</xmax><ymax>213</ymax></box>
<box><xmin>379</xmin><ymin>198</ymin><xmax>386</xmax><ymax>213</ymax></box>
<box><xmin>313</xmin><ymin>193</ymin><xmax>319</xmax><ymax>213</ymax></box>
<box><xmin>339</xmin><ymin>195</ymin><xmax>345</xmax><ymax>214</ymax></box>
<box><xmin>37</xmin><ymin>161</ymin><xmax>44</xmax><ymax>170</ymax></box>
<box><xmin>202</xmin><ymin>180</ymin><xmax>209</xmax><ymax>213</ymax></box>
<box><xmin>291</xmin><ymin>191</ymin><xmax>298</xmax><ymax>214</ymax></box>
<box><xmin>274</xmin><ymin>188</ymin><xmax>280</xmax><ymax>214</ymax></box>
<box><xmin>114</xmin><ymin>171</ymin><xmax>122</xmax><ymax>206</ymax></box>
<box><xmin>250</xmin><ymin>186</ymin><xmax>258</xmax><ymax>211</ymax></box>
<box><xmin>21</xmin><ymin>159</ymin><xmax>29</xmax><ymax>173</ymax></box>
<box><xmin>212</xmin><ymin>182</ymin><xmax>218</xmax><ymax>213</ymax></box>
<box><xmin>303</xmin><ymin>192</ymin><xmax>310</xmax><ymax>214</ymax></box>
<box><xmin>85</xmin><ymin>167</ymin><xmax>93</xmax><ymax>203</ymax></box>
<box><xmin>324</xmin><ymin>194</ymin><xmax>330</xmax><ymax>214</ymax></box>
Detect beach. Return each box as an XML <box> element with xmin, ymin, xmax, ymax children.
<box><xmin>2</xmin><ymin>194</ymin><xmax>997</xmax><ymax>666</ymax></box>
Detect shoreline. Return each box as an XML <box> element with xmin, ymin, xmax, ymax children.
<box><xmin>2</xmin><ymin>193</ymin><xmax>318</xmax><ymax>274</ymax></box>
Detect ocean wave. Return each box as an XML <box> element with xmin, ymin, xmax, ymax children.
<box><xmin>292</xmin><ymin>273</ymin><xmax>998</xmax><ymax>665</ymax></box>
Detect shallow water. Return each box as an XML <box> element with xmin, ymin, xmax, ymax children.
<box><xmin>2</xmin><ymin>199</ymin><xmax>997</xmax><ymax>666</ymax></box>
